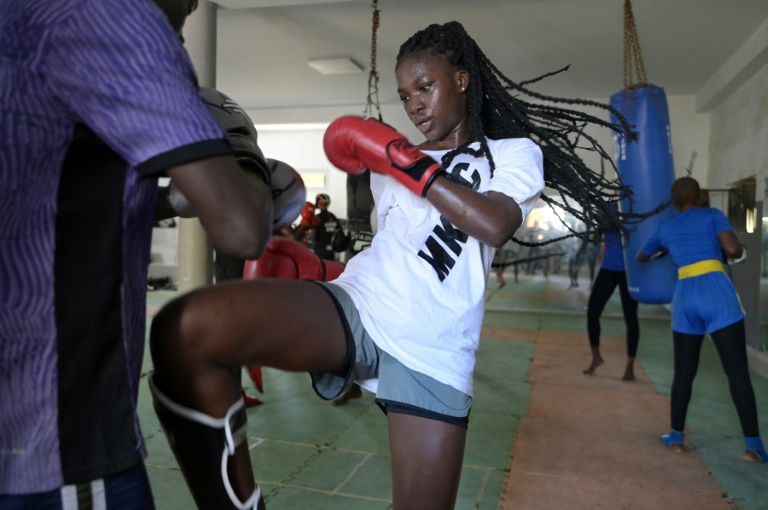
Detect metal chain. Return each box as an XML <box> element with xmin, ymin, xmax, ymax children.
<box><xmin>363</xmin><ymin>0</ymin><xmax>382</xmax><ymax>121</ymax></box>
<box><xmin>623</xmin><ymin>0</ymin><xmax>648</xmax><ymax>89</ymax></box>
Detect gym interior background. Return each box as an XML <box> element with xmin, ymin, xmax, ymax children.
<box><xmin>151</xmin><ymin>0</ymin><xmax>768</xmax><ymax>364</ymax></box>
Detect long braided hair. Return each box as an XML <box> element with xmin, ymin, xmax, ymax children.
<box><xmin>396</xmin><ymin>21</ymin><xmax>648</xmax><ymax>245</ymax></box>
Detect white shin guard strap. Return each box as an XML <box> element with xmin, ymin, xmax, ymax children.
<box><xmin>149</xmin><ymin>374</ymin><xmax>260</xmax><ymax>509</ymax></box>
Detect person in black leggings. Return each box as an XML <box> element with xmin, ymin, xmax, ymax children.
<box><xmin>638</xmin><ymin>176</ymin><xmax>767</xmax><ymax>462</ymax></box>
<box><xmin>671</xmin><ymin>323</ymin><xmax>759</xmax><ymax>450</ymax></box>
<box><xmin>583</xmin><ymin>227</ymin><xmax>640</xmax><ymax>381</ymax></box>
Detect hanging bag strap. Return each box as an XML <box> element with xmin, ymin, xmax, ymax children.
<box><xmin>363</xmin><ymin>0</ymin><xmax>383</xmax><ymax>121</ymax></box>
<box><xmin>623</xmin><ymin>0</ymin><xmax>648</xmax><ymax>89</ymax></box>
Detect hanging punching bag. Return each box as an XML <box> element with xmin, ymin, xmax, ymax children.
<box><xmin>609</xmin><ymin>1</ymin><xmax>676</xmax><ymax>304</ymax></box>
<box><xmin>610</xmin><ymin>86</ymin><xmax>677</xmax><ymax>304</ymax></box>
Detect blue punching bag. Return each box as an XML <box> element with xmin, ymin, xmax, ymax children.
<box><xmin>609</xmin><ymin>85</ymin><xmax>677</xmax><ymax>304</ymax></box>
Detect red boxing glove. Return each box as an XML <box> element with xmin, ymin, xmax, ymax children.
<box><xmin>248</xmin><ymin>365</ymin><xmax>263</xmax><ymax>393</ymax></box>
<box><xmin>242</xmin><ymin>237</ymin><xmax>344</xmax><ymax>281</ymax></box>
<box><xmin>299</xmin><ymin>201</ymin><xmax>319</xmax><ymax>228</ymax></box>
<box><xmin>323</xmin><ymin>116</ymin><xmax>445</xmax><ymax>198</ymax></box>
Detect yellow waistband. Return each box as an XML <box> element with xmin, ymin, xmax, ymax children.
<box><xmin>677</xmin><ymin>259</ymin><xmax>724</xmax><ymax>279</ymax></box>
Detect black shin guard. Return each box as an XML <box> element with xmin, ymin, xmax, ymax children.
<box><xmin>149</xmin><ymin>374</ymin><xmax>264</xmax><ymax>509</ymax></box>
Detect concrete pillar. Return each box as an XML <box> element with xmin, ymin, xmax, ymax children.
<box><xmin>176</xmin><ymin>1</ymin><xmax>217</xmax><ymax>292</ymax></box>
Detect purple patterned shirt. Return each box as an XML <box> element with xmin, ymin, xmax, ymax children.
<box><xmin>0</xmin><ymin>0</ymin><xmax>230</xmax><ymax>493</ymax></box>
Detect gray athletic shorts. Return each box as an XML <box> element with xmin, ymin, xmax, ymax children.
<box><xmin>310</xmin><ymin>282</ymin><xmax>472</xmax><ymax>428</ymax></box>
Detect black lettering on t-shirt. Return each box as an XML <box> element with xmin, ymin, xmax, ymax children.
<box><xmin>418</xmin><ymin>236</ymin><xmax>456</xmax><ymax>282</ymax></box>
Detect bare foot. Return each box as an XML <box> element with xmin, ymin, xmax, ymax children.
<box><xmin>622</xmin><ymin>367</ymin><xmax>635</xmax><ymax>381</ymax></box>
<box><xmin>742</xmin><ymin>450</ymin><xmax>764</xmax><ymax>463</ymax></box>
<box><xmin>583</xmin><ymin>357</ymin><xmax>604</xmax><ymax>375</ymax></box>
<box><xmin>331</xmin><ymin>384</ymin><xmax>362</xmax><ymax>406</ymax></box>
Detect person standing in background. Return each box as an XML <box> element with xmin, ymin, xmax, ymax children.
<box><xmin>583</xmin><ymin>225</ymin><xmax>640</xmax><ymax>381</ymax></box>
<box><xmin>638</xmin><ymin>176</ymin><xmax>767</xmax><ymax>463</ymax></box>
<box><xmin>311</xmin><ymin>193</ymin><xmax>343</xmax><ymax>261</ymax></box>
<box><xmin>568</xmin><ymin>235</ymin><xmax>588</xmax><ymax>289</ymax></box>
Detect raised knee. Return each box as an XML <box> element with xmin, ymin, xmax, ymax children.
<box><xmin>150</xmin><ymin>293</ymin><xmax>212</xmax><ymax>375</ymax></box>
<box><xmin>150</xmin><ymin>296</ymin><xmax>183</xmax><ymax>371</ymax></box>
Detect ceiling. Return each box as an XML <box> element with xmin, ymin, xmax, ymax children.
<box><xmin>206</xmin><ymin>0</ymin><xmax>768</xmax><ymax>115</ymax></box>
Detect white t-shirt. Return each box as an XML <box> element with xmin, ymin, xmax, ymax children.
<box><xmin>331</xmin><ymin>137</ymin><xmax>544</xmax><ymax>395</ymax></box>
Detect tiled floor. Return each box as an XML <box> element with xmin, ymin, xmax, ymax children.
<box><xmin>141</xmin><ymin>269</ymin><xmax>768</xmax><ymax>509</ymax></box>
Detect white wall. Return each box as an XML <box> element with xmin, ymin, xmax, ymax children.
<box><xmin>255</xmin><ymin>127</ymin><xmax>347</xmax><ymax>221</ymax></box>
<box><xmin>667</xmin><ymin>95</ymin><xmax>711</xmax><ymax>183</ymax></box>
<box><xmin>699</xmin><ymin>15</ymin><xmax>768</xmax><ymax>194</ymax></box>
<box><xmin>707</xmin><ymin>64</ymin><xmax>768</xmax><ymax>194</ymax></box>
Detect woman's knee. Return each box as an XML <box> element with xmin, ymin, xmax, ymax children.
<box><xmin>150</xmin><ymin>292</ymin><xmax>213</xmax><ymax>372</ymax></box>
<box><xmin>586</xmin><ymin>308</ymin><xmax>601</xmax><ymax>324</ymax></box>
<box><xmin>673</xmin><ymin>363</ymin><xmax>699</xmax><ymax>386</ymax></box>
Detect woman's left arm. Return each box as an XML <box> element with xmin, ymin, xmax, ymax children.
<box><xmin>425</xmin><ymin>179</ymin><xmax>521</xmax><ymax>247</ymax></box>
<box><xmin>425</xmin><ymin>139</ymin><xmax>543</xmax><ymax>247</ymax></box>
